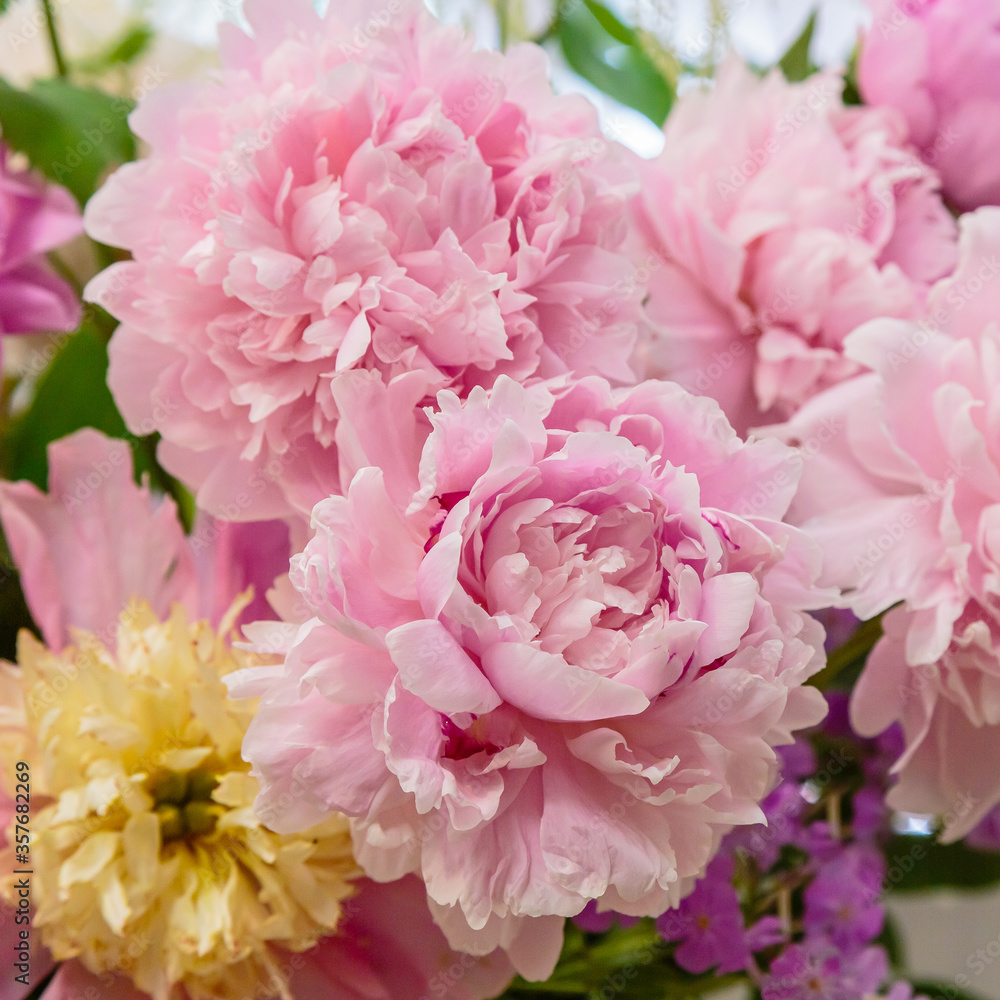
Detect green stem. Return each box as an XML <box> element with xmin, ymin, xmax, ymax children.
<box><xmin>46</xmin><ymin>250</ymin><xmax>83</xmax><ymax>299</ymax></box>
<box><xmin>40</xmin><ymin>0</ymin><xmax>69</xmax><ymax>78</ymax></box>
<box><xmin>496</xmin><ymin>0</ymin><xmax>510</xmax><ymax>49</ymax></box>
<box><xmin>809</xmin><ymin>611</ymin><xmax>887</xmax><ymax>691</ymax></box>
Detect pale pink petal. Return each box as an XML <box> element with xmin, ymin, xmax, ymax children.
<box><xmin>0</xmin><ymin>429</ymin><xmax>198</xmax><ymax>650</ymax></box>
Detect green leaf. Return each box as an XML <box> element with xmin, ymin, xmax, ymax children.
<box><xmin>0</xmin><ymin>76</ymin><xmax>135</xmax><ymax>204</ymax></box>
<box><xmin>76</xmin><ymin>22</ymin><xmax>155</xmax><ymax>72</ymax></box>
<box><xmin>910</xmin><ymin>982</ymin><xmax>989</xmax><ymax>1000</ymax></box>
<box><xmin>809</xmin><ymin>611</ymin><xmax>886</xmax><ymax>691</ymax></box>
<box><xmin>581</xmin><ymin>0</ymin><xmax>632</xmax><ymax>44</ymax></box>
<box><xmin>1</xmin><ymin>324</ymin><xmax>165</xmax><ymax>488</ymax></box>
<box><xmin>0</xmin><ymin>539</ymin><xmax>38</xmax><ymax>663</ymax></box>
<box><xmin>556</xmin><ymin>0</ymin><xmax>673</xmax><ymax>125</ymax></box>
<box><xmin>778</xmin><ymin>13</ymin><xmax>817</xmax><ymax>82</ymax></box>
<box><xmin>0</xmin><ymin>0</ymin><xmax>12</xmax><ymax>13</ymax></box>
<box><xmin>876</xmin><ymin>912</ymin><xmax>905</xmax><ymax>969</ymax></box>
<box><xmin>885</xmin><ymin>835</ymin><xmax>1000</xmax><ymax>892</ymax></box>
<box><xmin>842</xmin><ymin>45</ymin><xmax>862</xmax><ymax>106</ymax></box>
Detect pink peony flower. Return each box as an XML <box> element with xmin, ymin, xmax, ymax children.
<box><xmin>83</xmin><ymin>0</ymin><xmax>644</xmax><ymax>523</ymax></box>
<box><xmin>769</xmin><ymin>207</ymin><xmax>1000</xmax><ymax>838</ymax></box>
<box><xmin>633</xmin><ymin>59</ymin><xmax>957</xmax><ymax>435</ymax></box>
<box><xmin>859</xmin><ymin>0</ymin><xmax>1000</xmax><ymax>211</ymax></box>
<box><xmin>0</xmin><ymin>432</ymin><xmax>513</xmax><ymax>1000</ymax></box>
<box><xmin>0</xmin><ymin>429</ymin><xmax>293</xmax><ymax>649</ymax></box>
<box><xmin>0</xmin><ymin>144</ymin><xmax>82</xmax><ymax>347</ymax></box>
<box><xmin>232</xmin><ymin>374</ymin><xmax>831</xmax><ymax>978</ymax></box>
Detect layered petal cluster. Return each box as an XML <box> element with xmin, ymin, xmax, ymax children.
<box><xmin>859</xmin><ymin>0</ymin><xmax>1000</xmax><ymax>211</ymax></box>
<box><xmin>633</xmin><ymin>59</ymin><xmax>957</xmax><ymax>434</ymax></box>
<box><xmin>234</xmin><ymin>375</ymin><xmax>830</xmax><ymax>979</ymax></box>
<box><xmin>0</xmin><ymin>429</ymin><xmax>515</xmax><ymax>1000</ymax></box>
<box><xmin>0</xmin><ymin>599</ymin><xmax>359</xmax><ymax>1000</ymax></box>
<box><xmin>0</xmin><ymin>429</ymin><xmax>289</xmax><ymax>647</ymax></box>
<box><xmin>771</xmin><ymin>207</ymin><xmax>1000</xmax><ymax>838</ymax></box>
<box><xmin>83</xmin><ymin>0</ymin><xmax>644</xmax><ymax>522</ymax></box>
<box><xmin>0</xmin><ymin>144</ymin><xmax>82</xmax><ymax>345</ymax></box>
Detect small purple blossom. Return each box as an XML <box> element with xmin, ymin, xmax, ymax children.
<box><xmin>803</xmin><ymin>845</ymin><xmax>884</xmax><ymax>950</ymax></box>
<box><xmin>762</xmin><ymin>942</ymin><xmax>888</xmax><ymax>1000</ymax></box>
<box><xmin>658</xmin><ymin>857</ymin><xmax>748</xmax><ymax>974</ymax></box>
<box><xmin>573</xmin><ymin>901</ymin><xmax>639</xmax><ymax>934</ymax></box>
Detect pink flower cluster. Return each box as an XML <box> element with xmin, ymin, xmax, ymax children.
<box><xmin>633</xmin><ymin>60</ymin><xmax>957</xmax><ymax>434</ymax></box>
<box><xmin>773</xmin><ymin>208</ymin><xmax>1000</xmax><ymax>838</ymax></box>
<box><xmin>232</xmin><ymin>374</ymin><xmax>830</xmax><ymax>977</ymax></box>
<box><xmin>859</xmin><ymin>0</ymin><xmax>1000</xmax><ymax>212</ymax></box>
<box><xmin>0</xmin><ymin>144</ymin><xmax>82</xmax><ymax>348</ymax></box>
<box><xmin>0</xmin><ymin>430</ymin><xmax>514</xmax><ymax>1000</ymax></box>
<box><xmin>41</xmin><ymin>0</ymin><xmax>1000</xmax><ymax>989</ymax></box>
<box><xmin>84</xmin><ymin>0</ymin><xmax>643</xmax><ymax>523</ymax></box>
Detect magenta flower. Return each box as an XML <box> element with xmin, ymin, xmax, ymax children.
<box><xmin>762</xmin><ymin>942</ymin><xmax>888</xmax><ymax>1000</ymax></box>
<box><xmin>0</xmin><ymin>144</ymin><xmax>82</xmax><ymax>344</ymax></box>
<box><xmin>802</xmin><ymin>845</ymin><xmax>885</xmax><ymax>951</ymax></box>
<box><xmin>232</xmin><ymin>374</ymin><xmax>831</xmax><ymax>978</ymax></box>
<box><xmin>859</xmin><ymin>0</ymin><xmax>1000</xmax><ymax>211</ymax></box>
<box><xmin>83</xmin><ymin>0</ymin><xmax>644</xmax><ymax>523</ymax></box>
<box><xmin>658</xmin><ymin>857</ymin><xmax>749</xmax><ymax>975</ymax></box>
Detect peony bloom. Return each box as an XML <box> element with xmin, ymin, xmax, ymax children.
<box><xmin>859</xmin><ymin>0</ymin><xmax>1000</xmax><ymax>211</ymax></box>
<box><xmin>0</xmin><ymin>599</ymin><xmax>360</xmax><ymax>1000</ymax></box>
<box><xmin>232</xmin><ymin>374</ymin><xmax>831</xmax><ymax>979</ymax></box>
<box><xmin>770</xmin><ymin>207</ymin><xmax>1000</xmax><ymax>839</ymax></box>
<box><xmin>0</xmin><ymin>144</ymin><xmax>82</xmax><ymax>348</ymax></box>
<box><xmin>84</xmin><ymin>0</ymin><xmax>644</xmax><ymax>523</ymax></box>
<box><xmin>633</xmin><ymin>59</ymin><xmax>957</xmax><ymax>435</ymax></box>
<box><xmin>0</xmin><ymin>428</ymin><xmax>291</xmax><ymax>649</ymax></box>
<box><xmin>0</xmin><ymin>429</ymin><xmax>515</xmax><ymax>1000</ymax></box>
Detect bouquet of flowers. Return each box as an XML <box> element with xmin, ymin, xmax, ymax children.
<box><xmin>1</xmin><ymin>0</ymin><xmax>999</xmax><ymax>997</ymax></box>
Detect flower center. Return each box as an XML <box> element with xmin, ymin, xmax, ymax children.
<box><xmin>441</xmin><ymin>716</ymin><xmax>501</xmax><ymax>760</ymax></box>
<box><xmin>149</xmin><ymin>768</ymin><xmax>223</xmax><ymax>842</ymax></box>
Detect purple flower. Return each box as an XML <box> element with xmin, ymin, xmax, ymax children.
<box><xmin>796</xmin><ymin>820</ymin><xmax>842</xmax><ymax>866</ymax></box>
<box><xmin>658</xmin><ymin>858</ymin><xmax>748</xmax><ymax>974</ymax></box>
<box><xmin>966</xmin><ymin>804</ymin><xmax>1000</xmax><ymax>852</ymax></box>
<box><xmin>778</xmin><ymin>740</ymin><xmax>818</xmax><ymax>781</ymax></box>
<box><xmin>803</xmin><ymin>845</ymin><xmax>884</xmax><ymax>951</ymax></box>
<box><xmin>746</xmin><ymin>915</ymin><xmax>786</xmax><ymax>953</ymax></box>
<box><xmin>572</xmin><ymin>901</ymin><xmax>638</xmax><ymax>934</ymax></box>
<box><xmin>0</xmin><ymin>144</ymin><xmax>82</xmax><ymax>342</ymax></box>
<box><xmin>729</xmin><ymin>782</ymin><xmax>805</xmax><ymax>870</ymax></box>
<box><xmin>851</xmin><ymin>786</ymin><xmax>888</xmax><ymax>843</ymax></box>
<box><xmin>762</xmin><ymin>942</ymin><xmax>888</xmax><ymax>1000</ymax></box>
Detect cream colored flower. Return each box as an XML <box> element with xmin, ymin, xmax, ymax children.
<box><xmin>0</xmin><ymin>597</ymin><xmax>358</xmax><ymax>1000</ymax></box>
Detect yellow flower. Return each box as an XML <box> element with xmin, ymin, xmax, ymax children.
<box><xmin>1</xmin><ymin>597</ymin><xmax>358</xmax><ymax>1000</ymax></box>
